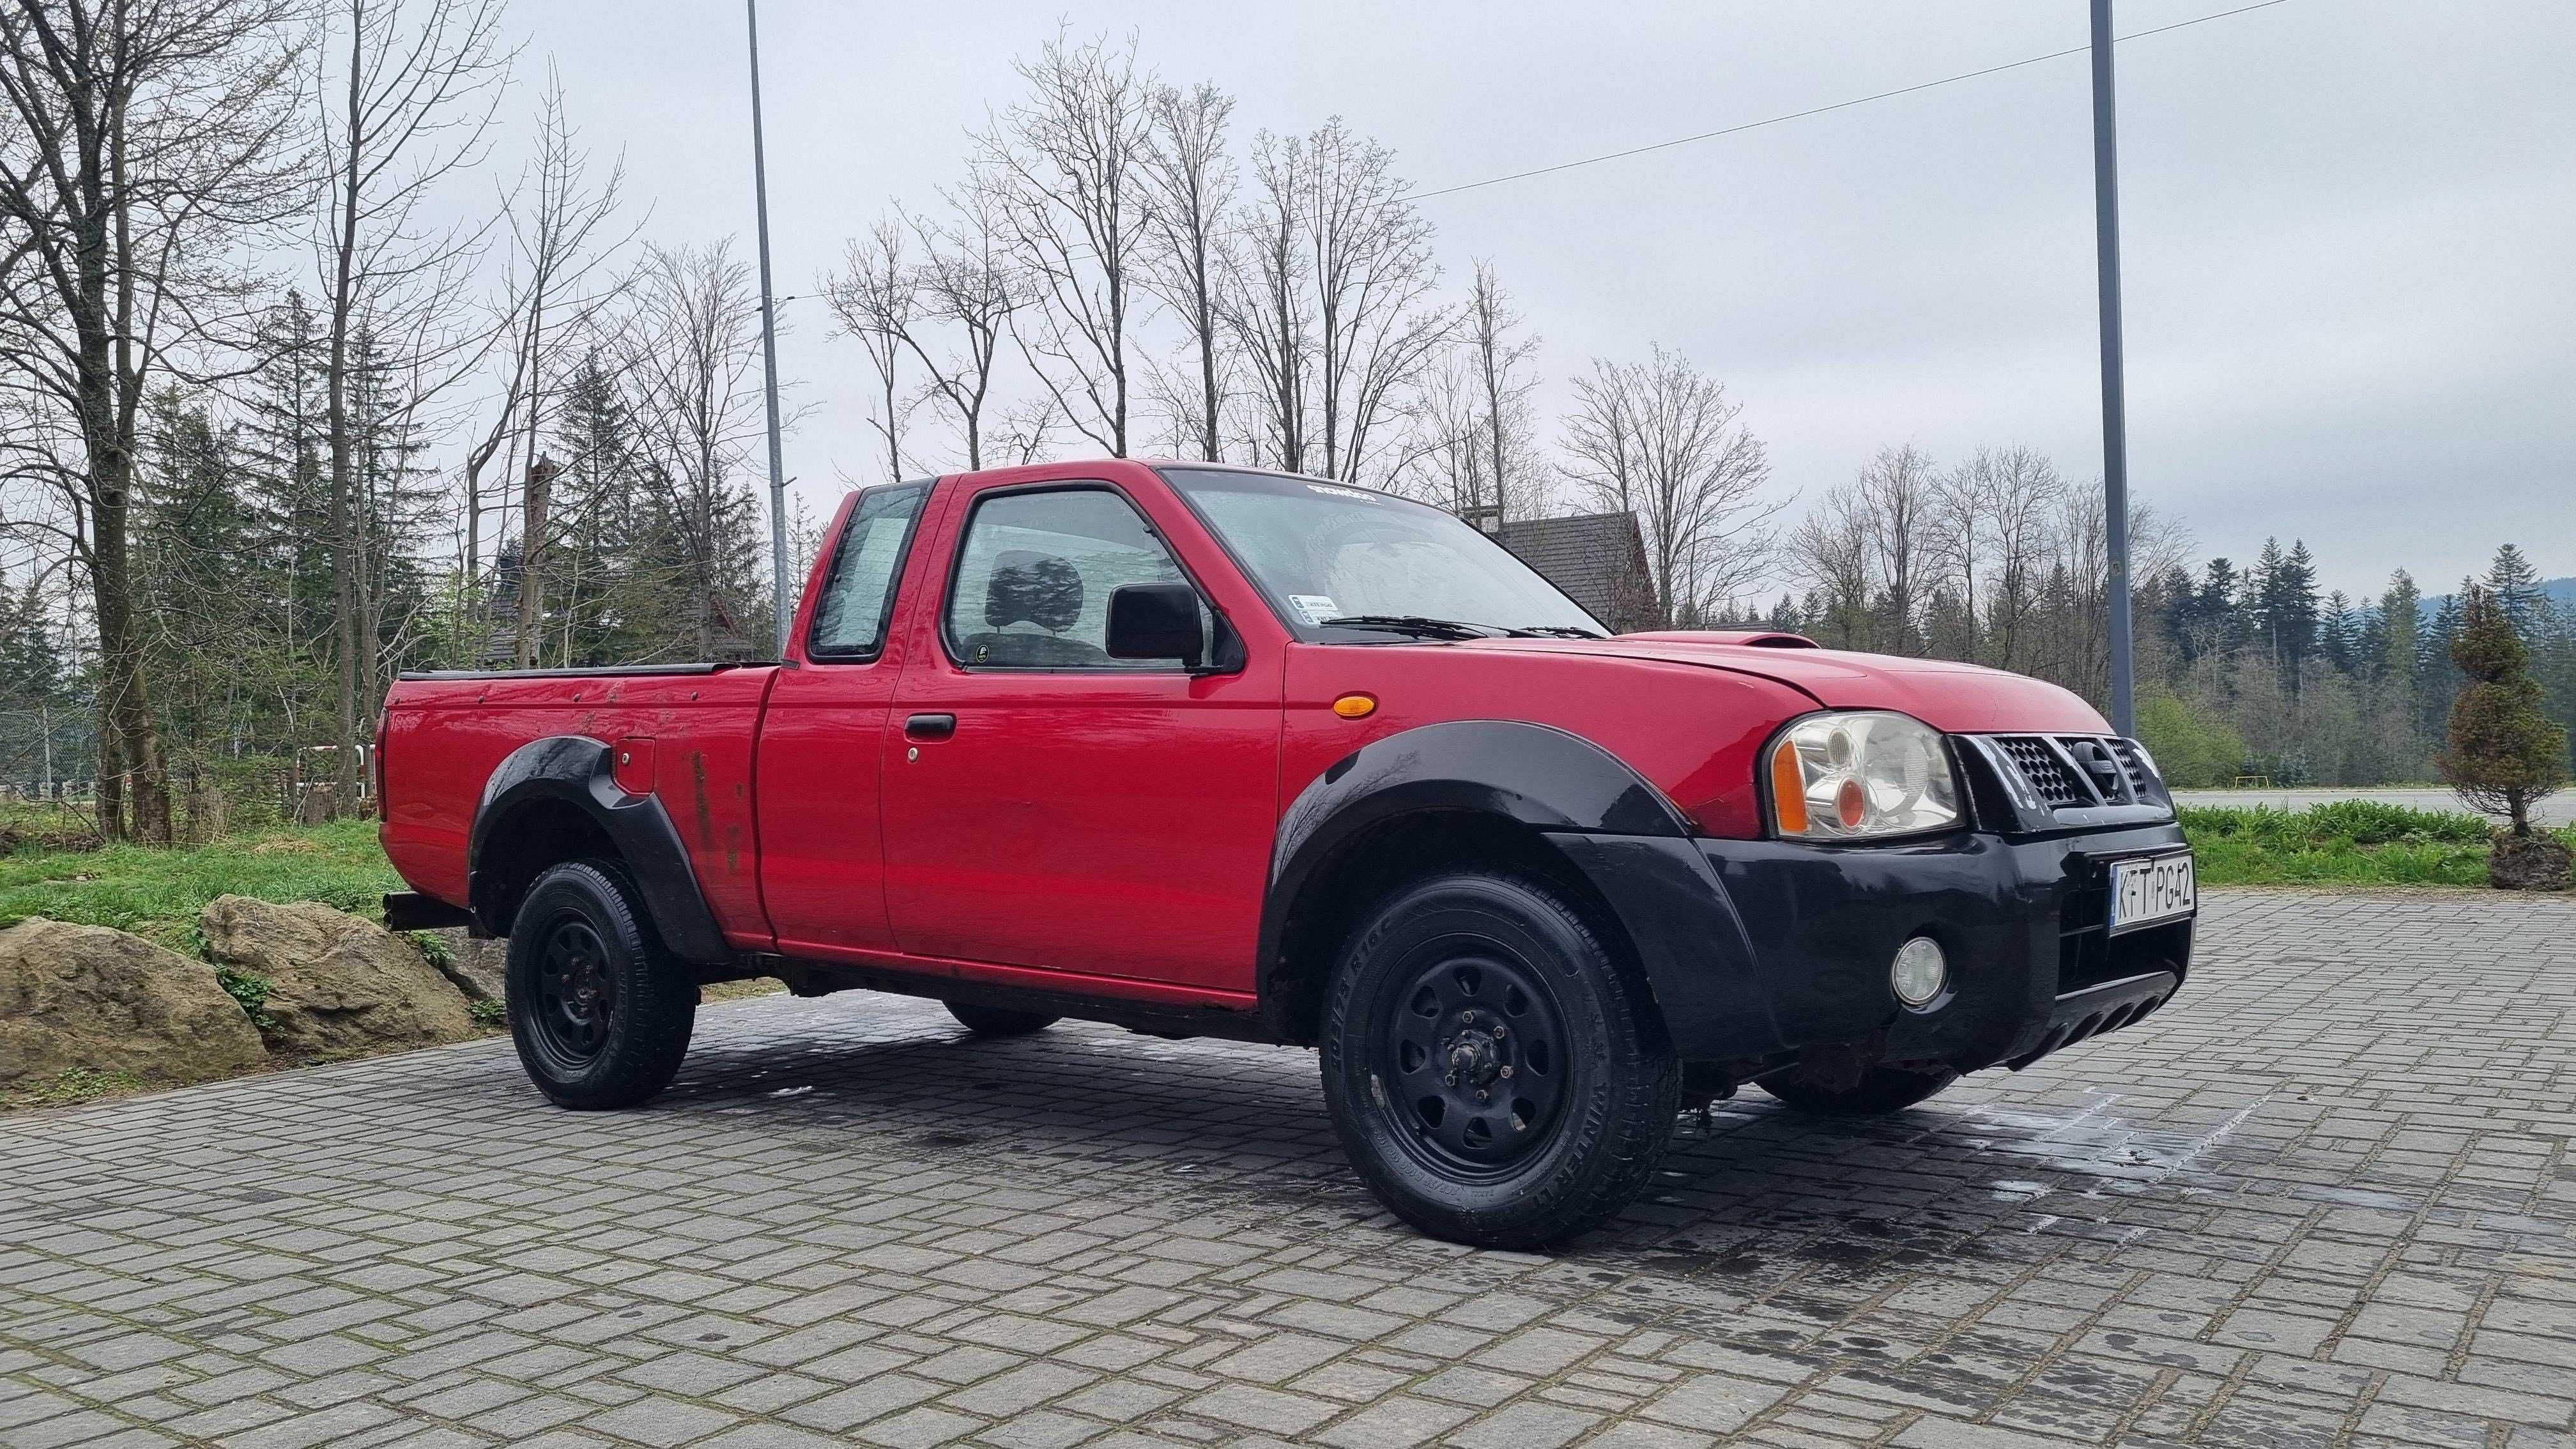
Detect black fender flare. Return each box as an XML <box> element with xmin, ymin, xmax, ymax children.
<box><xmin>467</xmin><ymin>735</ymin><xmax>730</xmax><ymax>964</ymax></box>
<box><xmin>1261</xmin><ymin>720</ymin><xmax>1783</xmax><ymax>1059</ymax></box>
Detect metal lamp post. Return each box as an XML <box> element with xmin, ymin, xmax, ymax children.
<box><xmin>2090</xmin><ymin>0</ymin><xmax>2136</xmax><ymax>737</ymax></box>
<box><xmin>747</xmin><ymin>0</ymin><xmax>792</xmax><ymax>656</ymax></box>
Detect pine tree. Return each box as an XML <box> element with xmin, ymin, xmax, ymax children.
<box><xmin>2377</xmin><ymin>570</ymin><xmax>2421</xmax><ymax>684</ymax></box>
<box><xmin>2441</xmin><ymin>585</ymin><xmax>2566</xmax><ymax>843</ymax></box>
<box><xmin>2486</xmin><ymin>543</ymin><xmax>2545</xmax><ymax>636</ymax></box>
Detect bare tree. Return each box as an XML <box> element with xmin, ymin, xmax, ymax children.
<box><xmin>822</xmin><ymin>217</ymin><xmax>912</xmax><ymax>480</ymax></box>
<box><xmin>972</xmin><ymin>29</ymin><xmax>1151</xmax><ymax>456</ymax></box>
<box><xmin>1561</xmin><ymin>347</ymin><xmax>1779</xmax><ymax>627</ymax></box>
<box><xmin>901</xmin><ymin>196</ymin><xmax>1019</xmax><ymax>471</ymax></box>
<box><xmin>1934</xmin><ymin>443</ymin><xmax>2058</xmax><ymax>666</ymax></box>
<box><xmin>1221</xmin><ymin>128</ymin><xmax>1312</xmax><ymax>471</ymax></box>
<box><xmin>0</xmin><ymin>0</ymin><xmax>307</xmax><ymax>841</ymax></box>
<box><xmin>315</xmin><ymin>0</ymin><xmax>511</xmax><ymax>797</ymax></box>
<box><xmin>1464</xmin><ymin>260</ymin><xmax>1540</xmax><ymax>519</ymax></box>
<box><xmin>1304</xmin><ymin>120</ymin><xmax>1446</xmax><ymax>484</ymax></box>
<box><xmin>618</xmin><ymin>241</ymin><xmax>765</xmax><ymax>657</ymax></box>
<box><xmin>1787</xmin><ymin>488</ymin><xmax>1876</xmax><ymax>647</ymax></box>
<box><xmin>1980</xmin><ymin>447</ymin><xmax>2066</xmax><ymax>671</ymax></box>
<box><xmin>1857</xmin><ymin>443</ymin><xmax>1936</xmax><ymax>655</ymax></box>
<box><xmin>493</xmin><ymin>71</ymin><xmax>631</xmax><ymax>669</ymax></box>
<box><xmin>1137</xmin><ymin>79</ymin><xmax>1234</xmax><ymax>461</ymax></box>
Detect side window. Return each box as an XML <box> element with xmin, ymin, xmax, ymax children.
<box><xmin>808</xmin><ymin>482</ymin><xmax>930</xmax><ymax>659</ymax></box>
<box><xmin>946</xmin><ymin>488</ymin><xmax>1191</xmax><ymax>670</ymax></box>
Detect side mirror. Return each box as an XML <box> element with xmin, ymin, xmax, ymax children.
<box><xmin>1107</xmin><ymin>581</ymin><xmax>1207</xmax><ymax>667</ymax></box>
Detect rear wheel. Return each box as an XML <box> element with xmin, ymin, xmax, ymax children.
<box><xmin>507</xmin><ymin>860</ymin><xmax>695</xmax><ymax>1109</ymax></box>
<box><xmin>1321</xmin><ymin>872</ymin><xmax>1678</xmax><ymax>1249</ymax></box>
<box><xmin>944</xmin><ymin>1002</ymin><xmax>1059</xmax><ymax>1037</ymax></box>
<box><xmin>1758</xmin><ymin>1066</ymin><xmax>1956</xmax><ymax>1117</ymax></box>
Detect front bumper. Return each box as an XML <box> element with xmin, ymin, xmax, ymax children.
<box><xmin>1552</xmin><ymin>820</ymin><xmax>2194</xmax><ymax>1077</ymax></box>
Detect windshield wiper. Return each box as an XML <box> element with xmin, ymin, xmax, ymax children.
<box><xmin>1317</xmin><ymin>614</ymin><xmax>1497</xmax><ymax>640</ymax></box>
<box><xmin>1501</xmin><ymin>625</ymin><xmax>1608</xmax><ymax>639</ymax></box>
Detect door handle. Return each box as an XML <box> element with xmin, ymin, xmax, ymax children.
<box><xmin>904</xmin><ymin>713</ymin><xmax>956</xmax><ymax>742</ymax></box>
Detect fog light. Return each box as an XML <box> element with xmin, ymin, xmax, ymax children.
<box><xmin>1890</xmin><ymin>936</ymin><xmax>1947</xmax><ymax>1008</ymax></box>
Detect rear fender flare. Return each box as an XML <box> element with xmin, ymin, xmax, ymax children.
<box><xmin>468</xmin><ymin>735</ymin><xmax>729</xmax><ymax>963</ymax></box>
<box><xmin>1261</xmin><ymin>720</ymin><xmax>1782</xmax><ymax>1057</ymax></box>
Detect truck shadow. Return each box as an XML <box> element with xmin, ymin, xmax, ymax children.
<box><xmin>630</xmin><ymin>999</ymin><xmax>2276</xmax><ymax>1296</ymax></box>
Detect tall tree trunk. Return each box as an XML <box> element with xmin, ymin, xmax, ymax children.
<box><xmin>326</xmin><ymin>7</ymin><xmax>367</xmax><ymax>810</ymax></box>
<box><xmin>88</xmin><ymin>476</ymin><xmax>172</xmax><ymax>844</ymax></box>
<box><xmin>514</xmin><ymin>456</ymin><xmax>557</xmax><ymax>668</ymax></box>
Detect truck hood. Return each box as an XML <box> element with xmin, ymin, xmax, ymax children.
<box><xmin>1463</xmin><ymin>633</ymin><xmax>2114</xmax><ymax>735</ymax></box>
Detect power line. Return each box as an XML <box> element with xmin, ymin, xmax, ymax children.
<box><xmin>1406</xmin><ymin>0</ymin><xmax>2293</xmax><ymax>203</ymax></box>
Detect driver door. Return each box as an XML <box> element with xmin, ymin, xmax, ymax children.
<box><xmin>878</xmin><ymin>479</ymin><xmax>1283</xmax><ymax>991</ymax></box>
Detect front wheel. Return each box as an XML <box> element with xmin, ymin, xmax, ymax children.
<box><xmin>1321</xmin><ymin>872</ymin><xmax>1678</xmax><ymax>1250</ymax></box>
<box><xmin>1758</xmin><ymin>1066</ymin><xmax>1956</xmax><ymax>1117</ymax></box>
<box><xmin>507</xmin><ymin>860</ymin><xmax>696</xmax><ymax>1110</ymax></box>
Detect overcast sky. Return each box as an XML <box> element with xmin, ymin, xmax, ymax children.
<box><xmin>521</xmin><ymin>0</ymin><xmax>2573</xmax><ymax>601</ymax></box>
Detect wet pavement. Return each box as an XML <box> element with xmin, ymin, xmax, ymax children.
<box><xmin>6</xmin><ymin>888</ymin><xmax>2576</xmax><ymax>1448</ymax></box>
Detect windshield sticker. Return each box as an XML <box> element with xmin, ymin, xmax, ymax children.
<box><xmin>1287</xmin><ymin>594</ymin><xmax>1342</xmax><ymax>626</ymax></box>
<box><xmin>1304</xmin><ymin>483</ymin><xmax>1376</xmax><ymax>502</ymax></box>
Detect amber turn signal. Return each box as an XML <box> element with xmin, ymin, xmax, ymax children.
<box><xmin>1332</xmin><ymin>693</ymin><xmax>1377</xmax><ymax>719</ymax></box>
<box><xmin>1768</xmin><ymin>739</ymin><xmax>1809</xmax><ymax>834</ymax></box>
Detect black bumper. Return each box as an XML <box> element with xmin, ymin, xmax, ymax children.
<box><xmin>1551</xmin><ymin>821</ymin><xmax>2193</xmax><ymax>1077</ymax></box>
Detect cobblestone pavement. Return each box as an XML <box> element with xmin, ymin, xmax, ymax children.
<box><xmin>8</xmin><ymin>889</ymin><xmax>2576</xmax><ymax>1449</ymax></box>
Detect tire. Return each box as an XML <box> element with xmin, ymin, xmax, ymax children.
<box><xmin>507</xmin><ymin>859</ymin><xmax>696</xmax><ymax>1110</ymax></box>
<box><xmin>1758</xmin><ymin>1066</ymin><xmax>1956</xmax><ymax>1117</ymax></box>
<box><xmin>1320</xmin><ymin>872</ymin><xmax>1680</xmax><ymax>1250</ymax></box>
<box><xmin>944</xmin><ymin>1002</ymin><xmax>1059</xmax><ymax>1037</ymax></box>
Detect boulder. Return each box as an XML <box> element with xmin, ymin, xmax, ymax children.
<box><xmin>429</xmin><ymin>927</ymin><xmax>509</xmax><ymax>1004</ymax></box>
<box><xmin>199</xmin><ymin>896</ymin><xmax>477</xmax><ymax>1058</ymax></box>
<box><xmin>0</xmin><ymin>918</ymin><xmax>268</xmax><ymax>1087</ymax></box>
<box><xmin>2492</xmin><ymin>833</ymin><xmax>2575</xmax><ymax>891</ymax></box>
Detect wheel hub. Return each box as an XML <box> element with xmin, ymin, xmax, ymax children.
<box><xmin>1373</xmin><ymin>954</ymin><xmax>1567</xmax><ymax>1172</ymax></box>
<box><xmin>532</xmin><ymin>916</ymin><xmax>616</xmax><ymax>1066</ymax></box>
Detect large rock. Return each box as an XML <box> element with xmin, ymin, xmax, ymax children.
<box><xmin>429</xmin><ymin>928</ymin><xmax>508</xmax><ymax>1004</ymax></box>
<box><xmin>199</xmin><ymin>896</ymin><xmax>477</xmax><ymax>1058</ymax></box>
<box><xmin>0</xmin><ymin>919</ymin><xmax>268</xmax><ymax>1087</ymax></box>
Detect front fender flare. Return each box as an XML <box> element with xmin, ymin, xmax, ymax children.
<box><xmin>467</xmin><ymin>735</ymin><xmax>730</xmax><ymax>963</ymax></box>
<box><xmin>1262</xmin><ymin>720</ymin><xmax>1784</xmax><ymax>1059</ymax></box>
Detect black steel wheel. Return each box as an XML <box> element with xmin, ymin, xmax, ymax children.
<box><xmin>528</xmin><ymin>916</ymin><xmax>617</xmax><ymax>1070</ymax></box>
<box><xmin>506</xmin><ymin>859</ymin><xmax>695</xmax><ymax>1110</ymax></box>
<box><xmin>1321</xmin><ymin>872</ymin><xmax>1678</xmax><ymax>1249</ymax></box>
<box><xmin>944</xmin><ymin>1002</ymin><xmax>1060</xmax><ymax>1037</ymax></box>
<box><xmin>1368</xmin><ymin>950</ymin><xmax>1570</xmax><ymax>1177</ymax></box>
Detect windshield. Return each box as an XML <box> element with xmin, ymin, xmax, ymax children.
<box><xmin>1160</xmin><ymin>467</ymin><xmax>1605</xmax><ymax>638</ymax></box>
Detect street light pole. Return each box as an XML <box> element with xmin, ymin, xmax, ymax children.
<box><xmin>2090</xmin><ymin>0</ymin><xmax>2136</xmax><ymax>737</ymax></box>
<box><xmin>746</xmin><ymin>0</ymin><xmax>792</xmax><ymax>656</ymax></box>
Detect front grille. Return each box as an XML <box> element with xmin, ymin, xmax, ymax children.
<box><xmin>1998</xmin><ymin>736</ymin><xmax>2090</xmax><ymax>807</ymax></box>
<box><xmin>2055</xmin><ymin>737</ymin><xmax>2133</xmax><ymax>804</ymax></box>
<box><xmin>2107</xmin><ymin>738</ymin><xmax>2156</xmax><ymax>799</ymax></box>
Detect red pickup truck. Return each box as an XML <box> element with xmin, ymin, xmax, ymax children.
<box><xmin>380</xmin><ymin>459</ymin><xmax>2196</xmax><ymax>1246</ymax></box>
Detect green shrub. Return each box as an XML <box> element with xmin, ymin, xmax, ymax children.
<box><xmin>469</xmin><ymin>997</ymin><xmax>507</xmax><ymax>1025</ymax></box>
<box><xmin>2180</xmin><ymin>802</ymin><xmax>2576</xmax><ymax>887</ymax></box>
<box><xmin>2136</xmin><ymin>686</ymin><xmax>2246</xmax><ymax>788</ymax></box>
<box><xmin>214</xmin><ymin>966</ymin><xmax>275</xmax><ymax>1029</ymax></box>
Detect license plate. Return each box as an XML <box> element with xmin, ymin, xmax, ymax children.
<box><xmin>2109</xmin><ymin>852</ymin><xmax>2196</xmax><ymax>933</ymax></box>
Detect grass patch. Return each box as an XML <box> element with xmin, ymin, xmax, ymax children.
<box><xmin>2181</xmin><ymin>800</ymin><xmax>2572</xmax><ymax>887</ymax></box>
<box><xmin>2</xmin><ymin>1066</ymin><xmax>149</xmax><ymax>1110</ymax></box>
<box><xmin>0</xmin><ymin>817</ymin><xmax>400</xmax><ymax>939</ymax></box>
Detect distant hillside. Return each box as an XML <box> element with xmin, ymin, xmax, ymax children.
<box><xmin>2421</xmin><ymin>576</ymin><xmax>2576</xmax><ymax>620</ymax></box>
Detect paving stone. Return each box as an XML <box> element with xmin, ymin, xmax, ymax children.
<box><xmin>3</xmin><ymin>893</ymin><xmax>2573</xmax><ymax>1448</ymax></box>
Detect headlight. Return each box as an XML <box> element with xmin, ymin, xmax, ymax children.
<box><xmin>1766</xmin><ymin>711</ymin><xmax>1962</xmax><ymax>841</ymax></box>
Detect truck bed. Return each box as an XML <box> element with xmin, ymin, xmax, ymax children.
<box><xmin>379</xmin><ymin>663</ymin><xmax>783</xmax><ymax>945</ymax></box>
